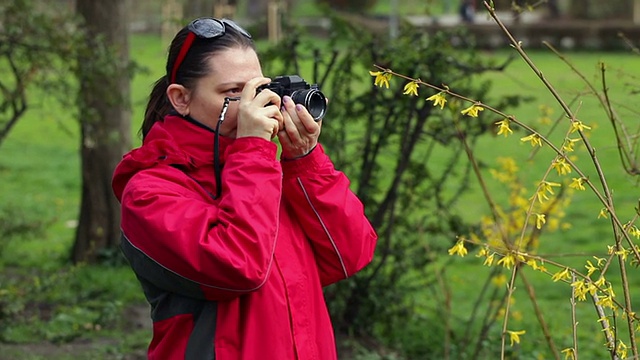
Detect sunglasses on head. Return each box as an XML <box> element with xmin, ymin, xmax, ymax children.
<box><xmin>170</xmin><ymin>18</ymin><xmax>252</xmax><ymax>84</ymax></box>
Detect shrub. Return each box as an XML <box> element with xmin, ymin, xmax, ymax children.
<box><xmin>260</xmin><ymin>13</ymin><xmax>526</xmax><ymax>356</ymax></box>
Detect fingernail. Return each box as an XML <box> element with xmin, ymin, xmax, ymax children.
<box><xmin>281</xmin><ymin>106</ymin><xmax>285</xmax><ymax>112</ymax></box>
<box><xmin>283</xmin><ymin>96</ymin><xmax>291</xmax><ymax>103</ymax></box>
<box><xmin>295</xmin><ymin>104</ymin><xmax>303</xmax><ymax>111</ymax></box>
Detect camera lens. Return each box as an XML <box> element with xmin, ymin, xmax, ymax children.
<box><xmin>291</xmin><ymin>89</ymin><xmax>327</xmax><ymax>121</ymax></box>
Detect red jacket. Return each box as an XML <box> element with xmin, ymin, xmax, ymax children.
<box><xmin>112</xmin><ymin>114</ymin><xmax>377</xmax><ymax>360</ymax></box>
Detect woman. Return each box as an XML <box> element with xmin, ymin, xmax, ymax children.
<box><xmin>112</xmin><ymin>17</ymin><xmax>377</xmax><ymax>359</ymax></box>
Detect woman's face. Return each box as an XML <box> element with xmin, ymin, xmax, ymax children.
<box><xmin>187</xmin><ymin>46</ymin><xmax>263</xmax><ymax>137</ymax></box>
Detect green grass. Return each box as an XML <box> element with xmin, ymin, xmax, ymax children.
<box><xmin>234</xmin><ymin>0</ymin><xmax>445</xmax><ymax>18</ymax></box>
<box><xmin>464</xmin><ymin>49</ymin><xmax>640</xmax><ymax>241</ymax></box>
<box><xmin>433</xmin><ymin>49</ymin><xmax>640</xmax><ymax>358</ymax></box>
<box><xmin>2</xmin><ymin>29</ymin><xmax>640</xmax><ymax>358</ymax></box>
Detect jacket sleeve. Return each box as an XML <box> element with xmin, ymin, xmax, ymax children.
<box><xmin>281</xmin><ymin>144</ymin><xmax>378</xmax><ymax>286</ymax></box>
<box><xmin>119</xmin><ymin>138</ymin><xmax>282</xmax><ymax>301</ymax></box>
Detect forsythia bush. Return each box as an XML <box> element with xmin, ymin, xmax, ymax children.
<box><xmin>370</xmin><ymin>2</ymin><xmax>640</xmax><ymax>359</ymax></box>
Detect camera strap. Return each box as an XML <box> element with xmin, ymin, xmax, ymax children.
<box><xmin>212</xmin><ymin>97</ymin><xmax>240</xmax><ymax>199</ymax></box>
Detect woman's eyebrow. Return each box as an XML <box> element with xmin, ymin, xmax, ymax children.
<box><xmin>218</xmin><ymin>81</ymin><xmax>244</xmax><ymax>88</ymax></box>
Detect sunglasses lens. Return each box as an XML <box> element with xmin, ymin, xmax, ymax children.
<box><xmin>222</xmin><ymin>19</ymin><xmax>252</xmax><ymax>39</ymax></box>
<box><xmin>189</xmin><ymin>18</ymin><xmax>225</xmax><ymax>38</ymax></box>
<box><xmin>173</xmin><ymin>18</ymin><xmax>252</xmax><ymax>83</ymax></box>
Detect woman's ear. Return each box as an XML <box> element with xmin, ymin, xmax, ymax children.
<box><xmin>166</xmin><ymin>84</ymin><xmax>191</xmax><ymax>115</ymax></box>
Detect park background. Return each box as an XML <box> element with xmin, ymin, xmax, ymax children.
<box><xmin>1</xmin><ymin>0</ymin><xmax>640</xmax><ymax>359</ymax></box>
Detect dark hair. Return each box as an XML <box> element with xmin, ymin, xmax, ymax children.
<box><xmin>141</xmin><ymin>21</ymin><xmax>256</xmax><ymax>139</ymax></box>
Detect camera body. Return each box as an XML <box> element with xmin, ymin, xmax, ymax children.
<box><xmin>257</xmin><ymin>75</ymin><xmax>327</xmax><ymax>121</ymax></box>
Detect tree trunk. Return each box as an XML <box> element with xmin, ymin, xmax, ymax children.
<box><xmin>72</xmin><ymin>0</ymin><xmax>131</xmax><ymax>263</ymax></box>
<box><xmin>163</xmin><ymin>0</ymin><xmax>184</xmax><ymax>48</ymax></box>
<box><xmin>246</xmin><ymin>0</ymin><xmax>269</xmax><ymax>19</ymax></box>
<box><xmin>184</xmin><ymin>0</ymin><xmax>210</xmax><ymax>19</ymax></box>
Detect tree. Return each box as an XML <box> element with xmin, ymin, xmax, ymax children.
<box><xmin>0</xmin><ymin>0</ymin><xmax>78</xmax><ymax>148</ymax></box>
<box><xmin>71</xmin><ymin>0</ymin><xmax>132</xmax><ymax>263</ymax></box>
<box><xmin>184</xmin><ymin>0</ymin><xmax>209</xmax><ymax>19</ymax></box>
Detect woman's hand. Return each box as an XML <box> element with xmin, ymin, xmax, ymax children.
<box><xmin>277</xmin><ymin>95</ymin><xmax>322</xmax><ymax>160</ymax></box>
<box><xmin>236</xmin><ymin>77</ymin><xmax>284</xmax><ymax>140</ymax></box>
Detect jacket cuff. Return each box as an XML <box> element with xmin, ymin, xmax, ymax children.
<box><xmin>227</xmin><ymin>137</ymin><xmax>278</xmax><ymax>161</ymax></box>
<box><xmin>281</xmin><ymin>144</ymin><xmax>327</xmax><ymax>178</ymax></box>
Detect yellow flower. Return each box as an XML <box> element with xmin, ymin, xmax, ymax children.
<box><xmin>541</xmin><ymin>180</ymin><xmax>560</xmax><ymax>194</ymax></box>
<box><xmin>535</xmin><ymin>213</ymin><xmax>546</xmax><ymax>229</ymax></box>
<box><xmin>495</xmin><ymin>119</ymin><xmax>513</xmax><ymax>137</ymax></box>
<box><xmin>596</xmin><ymin>294</ymin><xmax>615</xmax><ymax>310</ymax></box>
<box><xmin>498</xmin><ymin>157</ymin><xmax>518</xmax><ymax>173</ymax></box>
<box><xmin>461</xmin><ymin>104</ymin><xmax>484</xmax><ymax>117</ymax></box>
<box><xmin>585</xmin><ymin>260</ymin><xmax>598</xmax><ymax>277</ymax></box>
<box><xmin>426</xmin><ymin>92</ymin><xmax>447</xmax><ymax>109</ymax></box>
<box><xmin>602</xmin><ymin>327</ymin><xmax>615</xmax><ymax>344</ymax></box>
<box><xmin>369</xmin><ymin>70</ymin><xmax>392</xmax><ymax>88</ymax></box>
<box><xmin>569</xmin><ymin>177</ymin><xmax>586</xmax><ymax>191</ymax></box>
<box><xmin>531</xmin><ymin>181</ymin><xmax>561</xmax><ymax>204</ymax></box>
<box><xmin>625</xmin><ymin>311</ymin><xmax>637</xmax><ymax>321</ymax></box>
<box><xmin>403</xmin><ymin>81</ymin><xmax>419</xmax><ymax>96</ymax></box>
<box><xmin>628</xmin><ymin>225</ymin><xmax>640</xmax><ymax>238</ymax></box>
<box><xmin>617</xmin><ymin>340</ymin><xmax>628</xmax><ymax>360</ymax></box>
<box><xmin>539</xmin><ymin>104</ymin><xmax>553</xmax><ymax>116</ymax></box>
<box><xmin>552</xmin><ymin>157</ymin><xmax>572</xmax><ymax>175</ymax></box>
<box><xmin>571</xmin><ymin>279</ymin><xmax>588</xmax><ymax>301</ymax></box>
<box><xmin>483</xmin><ymin>253</ymin><xmax>495</xmax><ymax>266</ymax></box>
<box><xmin>563</xmin><ymin>137</ymin><xmax>581</xmax><ymax>152</ymax></box>
<box><xmin>507</xmin><ymin>330</ymin><xmax>526</xmax><ymax>346</ymax></box>
<box><xmin>593</xmin><ymin>256</ymin><xmax>606</xmax><ymax>267</ymax></box>
<box><xmin>561</xmin><ymin>347</ymin><xmax>576</xmax><ymax>360</ymax></box>
<box><xmin>606</xmin><ymin>284</ymin><xmax>615</xmax><ymax>298</ymax></box>
<box><xmin>497</xmin><ymin>253</ymin><xmax>516</xmax><ymax>269</ymax></box>
<box><xmin>476</xmin><ymin>246</ymin><xmax>489</xmax><ymax>258</ymax></box>
<box><xmin>551</xmin><ymin>267</ymin><xmax>571</xmax><ymax>282</ymax></box>
<box><xmin>613</xmin><ymin>247</ymin><xmax>628</xmax><ymax>261</ymax></box>
<box><xmin>492</xmin><ymin>274</ymin><xmax>507</xmax><ymax>287</ymax></box>
<box><xmin>520</xmin><ymin>133</ymin><xmax>542</xmax><ymax>147</ymax></box>
<box><xmin>598</xmin><ymin>208</ymin><xmax>608</xmax><ymax>219</ymax></box>
<box><xmin>538</xmin><ymin>104</ymin><xmax>553</xmax><ymax>125</ymax></box>
<box><xmin>448</xmin><ymin>240</ymin><xmax>467</xmax><ymax>257</ymax></box>
<box><xmin>526</xmin><ymin>258</ymin><xmax>546</xmax><ymax>272</ymax></box>
<box><xmin>570</xmin><ymin>120</ymin><xmax>592</xmax><ymax>133</ymax></box>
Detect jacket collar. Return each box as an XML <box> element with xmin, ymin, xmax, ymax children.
<box><xmin>112</xmin><ymin>114</ymin><xmax>234</xmax><ymax>201</ymax></box>
<box><xmin>152</xmin><ymin>113</ymin><xmax>233</xmax><ymax>167</ymax></box>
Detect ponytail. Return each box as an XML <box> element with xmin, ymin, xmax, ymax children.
<box><xmin>141</xmin><ymin>75</ymin><xmax>172</xmax><ymax>139</ymax></box>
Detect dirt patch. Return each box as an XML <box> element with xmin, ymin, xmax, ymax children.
<box><xmin>0</xmin><ymin>304</ymin><xmax>151</xmax><ymax>360</ymax></box>
<box><xmin>0</xmin><ymin>338</ymin><xmax>147</xmax><ymax>360</ymax></box>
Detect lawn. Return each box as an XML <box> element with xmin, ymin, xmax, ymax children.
<box><xmin>435</xmin><ymin>48</ymin><xmax>640</xmax><ymax>357</ymax></box>
<box><xmin>468</xmin><ymin>48</ymin><xmax>639</xmax><ymax>236</ymax></box>
<box><xmin>446</xmin><ymin>47</ymin><xmax>639</xmax><ymax>228</ymax></box>
<box><xmin>1</xmin><ymin>25</ymin><xmax>639</xmax><ymax>359</ymax></box>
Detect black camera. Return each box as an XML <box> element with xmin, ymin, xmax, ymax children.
<box><xmin>257</xmin><ymin>75</ymin><xmax>327</xmax><ymax>121</ymax></box>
